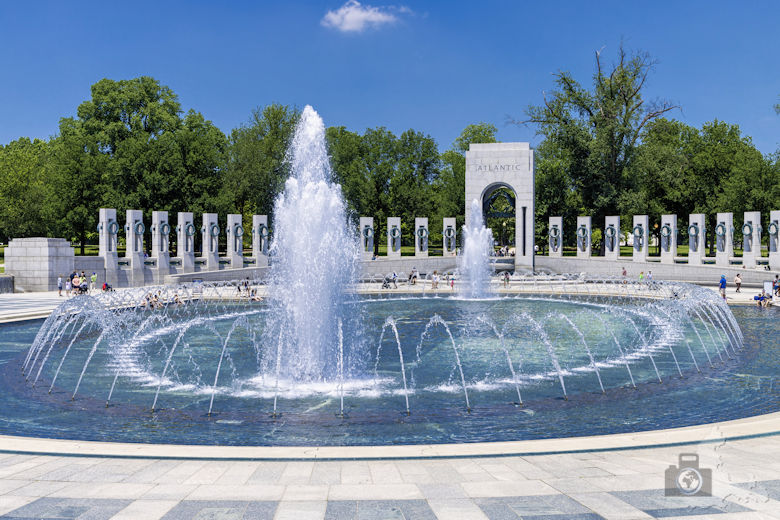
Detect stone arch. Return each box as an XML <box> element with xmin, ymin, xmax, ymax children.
<box><xmin>481</xmin><ymin>182</ymin><xmax>516</xmax><ymax>218</ymax></box>
<box><xmin>465</xmin><ymin>143</ymin><xmax>535</xmax><ymax>268</ymax></box>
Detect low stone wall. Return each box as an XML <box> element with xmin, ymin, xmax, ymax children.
<box><xmin>360</xmin><ymin>256</ymin><xmax>459</xmax><ymax>278</ymax></box>
<box><xmin>164</xmin><ymin>266</ymin><xmax>270</xmax><ymax>285</ymax></box>
<box><xmin>0</xmin><ymin>275</ymin><xmax>13</xmax><ymax>293</ymax></box>
<box><xmin>4</xmin><ymin>238</ymin><xmax>75</xmax><ymax>292</ymax></box>
<box><xmin>536</xmin><ymin>256</ymin><xmax>779</xmax><ymax>286</ymax></box>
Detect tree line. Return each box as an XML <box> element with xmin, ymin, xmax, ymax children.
<box><xmin>528</xmin><ymin>45</ymin><xmax>779</xmax><ymax>254</ymax></box>
<box><xmin>1</xmin><ymin>45</ymin><xmax>777</xmax><ymax>256</ymax></box>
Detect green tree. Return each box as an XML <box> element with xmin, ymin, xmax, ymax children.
<box><xmin>360</xmin><ymin>127</ymin><xmax>399</xmax><ymax>253</ymax></box>
<box><xmin>520</xmin><ymin>44</ymin><xmax>678</xmax><ymax>220</ymax></box>
<box><xmin>221</xmin><ymin>104</ymin><xmax>299</xmax><ymax>224</ymax></box>
<box><xmin>630</xmin><ymin>118</ymin><xmax>775</xmax><ymax>254</ymax></box>
<box><xmin>434</xmin><ymin>123</ymin><xmax>498</xmax><ymax>235</ymax></box>
<box><xmin>390</xmin><ymin>129</ymin><xmax>440</xmax><ymax>244</ymax></box>
<box><xmin>48</xmin><ymin>118</ymin><xmax>109</xmax><ymax>253</ymax></box>
<box><xmin>326</xmin><ymin>126</ymin><xmax>370</xmax><ymax>218</ymax></box>
<box><xmin>533</xmin><ymin>137</ymin><xmax>583</xmax><ymax>250</ymax></box>
<box><xmin>50</xmin><ymin>76</ymin><xmax>226</xmax><ymax>252</ymax></box>
<box><xmin>0</xmin><ymin>138</ymin><xmax>53</xmax><ymax>240</ymax></box>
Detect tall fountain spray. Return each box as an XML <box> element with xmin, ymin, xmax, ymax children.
<box><xmin>459</xmin><ymin>199</ymin><xmax>494</xmax><ymax>298</ymax></box>
<box><xmin>266</xmin><ymin>105</ymin><xmax>359</xmax><ymax>382</ymax></box>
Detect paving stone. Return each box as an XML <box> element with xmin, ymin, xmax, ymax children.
<box><xmin>159</xmin><ymin>500</ymin><xmax>278</xmax><ymax>520</ymax></box>
<box><xmin>7</xmin><ymin>480</ymin><xmax>69</xmax><ymax>498</ymax></box>
<box><xmin>417</xmin><ymin>483</ymin><xmax>467</xmax><ymax>499</ymax></box>
<box><xmin>426</xmin><ymin>498</ymin><xmax>490</xmax><ymax>520</ymax></box>
<box><xmin>611</xmin><ymin>489</ymin><xmax>753</xmax><ymax>517</ymax></box>
<box><xmin>475</xmin><ymin>495</ymin><xmax>603</xmax><ymax>519</ymax></box>
<box><xmin>274</xmin><ymin>500</ymin><xmax>326</xmax><ymax>520</ymax></box>
<box><xmin>247</xmin><ymin>462</ymin><xmax>287</xmax><ymax>484</ymax></box>
<box><xmin>324</xmin><ymin>499</ymin><xmax>436</xmax><ymax>520</ymax></box>
<box><xmin>735</xmin><ymin>479</ymin><xmax>780</xmax><ymax>501</ymax></box>
<box><xmin>0</xmin><ymin>497</ymin><xmax>131</xmax><ymax>520</ymax></box>
<box><xmin>109</xmin><ymin>499</ymin><xmax>178</xmax><ymax>520</ymax></box>
<box><xmin>569</xmin><ymin>492</ymin><xmax>653</xmax><ymax>520</ymax></box>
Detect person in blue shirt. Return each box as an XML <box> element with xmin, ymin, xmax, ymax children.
<box><xmin>719</xmin><ymin>275</ymin><xmax>727</xmax><ymax>300</ymax></box>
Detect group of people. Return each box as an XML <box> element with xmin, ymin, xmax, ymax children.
<box><xmin>382</xmin><ymin>270</ymin><xmax>454</xmax><ymax>290</ymax></box>
<box><xmin>429</xmin><ymin>270</ymin><xmax>450</xmax><ymax>290</ymax></box>
<box><xmin>621</xmin><ymin>268</ymin><xmax>656</xmax><ymax>289</ymax></box>
<box><xmin>57</xmin><ymin>271</ymin><xmax>97</xmax><ymax>296</ymax></box>
<box><xmin>754</xmin><ymin>290</ymin><xmax>774</xmax><ymax>307</ymax></box>
<box><xmin>140</xmin><ymin>291</ymin><xmax>184</xmax><ymax>309</ymax></box>
<box><xmin>236</xmin><ymin>278</ymin><xmax>263</xmax><ymax>301</ymax></box>
<box><xmin>719</xmin><ymin>273</ymin><xmax>778</xmax><ymax>307</ymax></box>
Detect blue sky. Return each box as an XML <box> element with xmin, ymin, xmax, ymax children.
<box><xmin>1</xmin><ymin>1</ymin><xmax>778</xmax><ymax>154</ymax></box>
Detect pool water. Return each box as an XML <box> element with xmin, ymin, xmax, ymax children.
<box><xmin>1</xmin><ymin>297</ymin><xmax>777</xmax><ymax>446</ymax></box>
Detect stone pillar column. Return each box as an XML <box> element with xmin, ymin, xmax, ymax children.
<box><xmin>443</xmin><ymin>218</ymin><xmax>457</xmax><ymax>257</ymax></box>
<box><xmin>548</xmin><ymin>216</ymin><xmax>562</xmax><ymax>257</ymax></box>
<box><xmin>632</xmin><ymin>215</ymin><xmax>649</xmax><ymax>262</ymax></box>
<box><xmin>176</xmin><ymin>212</ymin><xmax>195</xmax><ymax>274</ymax></box>
<box><xmin>98</xmin><ymin>208</ymin><xmax>119</xmax><ymax>285</ymax></box>
<box><xmin>387</xmin><ymin>217</ymin><xmax>401</xmax><ymax>259</ymax></box>
<box><xmin>201</xmin><ymin>213</ymin><xmax>220</xmax><ymax>271</ymax></box>
<box><xmin>604</xmin><ymin>216</ymin><xmax>620</xmax><ymax>261</ymax></box>
<box><xmin>359</xmin><ymin>217</ymin><xmax>374</xmax><ymax>260</ymax></box>
<box><xmin>150</xmin><ymin>211</ymin><xmax>170</xmax><ymax>282</ymax></box>
<box><xmin>660</xmin><ymin>214</ymin><xmax>677</xmax><ymax>264</ymax></box>
<box><xmin>715</xmin><ymin>212</ymin><xmax>733</xmax><ymax>267</ymax></box>
<box><xmin>226</xmin><ymin>214</ymin><xmax>244</xmax><ymax>269</ymax></box>
<box><xmin>576</xmin><ymin>216</ymin><xmax>591</xmax><ymax>258</ymax></box>
<box><xmin>769</xmin><ymin>210</ymin><xmax>780</xmax><ymax>270</ymax></box>
<box><xmin>125</xmin><ymin>209</ymin><xmax>145</xmax><ymax>287</ymax></box>
<box><xmin>742</xmin><ymin>211</ymin><xmax>762</xmax><ymax>268</ymax></box>
<box><xmin>251</xmin><ymin>215</ymin><xmax>269</xmax><ymax>268</ymax></box>
<box><xmin>688</xmin><ymin>214</ymin><xmax>706</xmax><ymax>265</ymax></box>
<box><xmin>414</xmin><ymin>217</ymin><xmax>428</xmax><ymax>258</ymax></box>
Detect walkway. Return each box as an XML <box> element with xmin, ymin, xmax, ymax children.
<box><xmin>1</xmin><ymin>433</ymin><xmax>780</xmax><ymax>519</ymax></box>
<box><xmin>0</xmin><ymin>291</ymin><xmax>68</xmax><ymax>322</ymax></box>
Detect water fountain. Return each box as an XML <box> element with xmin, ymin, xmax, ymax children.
<box><xmin>264</xmin><ymin>105</ymin><xmax>359</xmax><ymax>383</ymax></box>
<box><xmin>2</xmin><ymin>107</ymin><xmax>776</xmax><ymax>448</ymax></box>
<box><xmin>459</xmin><ymin>199</ymin><xmax>494</xmax><ymax>298</ymax></box>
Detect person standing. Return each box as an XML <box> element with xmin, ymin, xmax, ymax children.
<box><xmin>621</xmin><ymin>267</ymin><xmax>627</xmax><ymax>284</ymax></box>
<box><xmin>57</xmin><ymin>275</ymin><xmax>63</xmax><ymax>297</ymax></box>
<box><xmin>391</xmin><ymin>271</ymin><xmax>398</xmax><ymax>289</ymax></box>
<box><xmin>65</xmin><ymin>279</ymin><xmax>72</xmax><ymax>297</ymax></box>
<box><xmin>734</xmin><ymin>273</ymin><xmax>742</xmax><ymax>293</ymax></box>
<box><xmin>719</xmin><ymin>275</ymin><xmax>727</xmax><ymax>300</ymax></box>
<box><xmin>90</xmin><ymin>272</ymin><xmax>97</xmax><ymax>293</ymax></box>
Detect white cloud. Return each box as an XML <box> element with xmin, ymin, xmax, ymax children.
<box><xmin>321</xmin><ymin>1</ymin><xmax>404</xmax><ymax>33</ymax></box>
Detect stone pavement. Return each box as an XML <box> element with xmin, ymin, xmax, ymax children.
<box><xmin>2</xmin><ymin>433</ymin><xmax>780</xmax><ymax>519</ymax></box>
<box><xmin>0</xmin><ymin>291</ymin><xmax>69</xmax><ymax>322</ymax></box>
